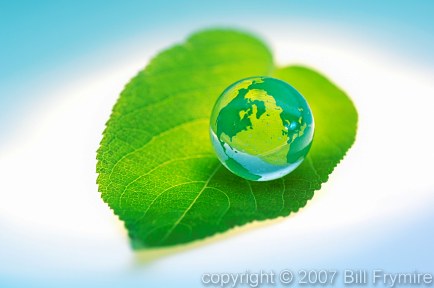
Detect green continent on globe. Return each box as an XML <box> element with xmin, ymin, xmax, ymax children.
<box><xmin>210</xmin><ymin>76</ymin><xmax>314</xmax><ymax>181</ymax></box>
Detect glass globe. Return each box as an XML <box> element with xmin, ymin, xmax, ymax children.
<box><xmin>210</xmin><ymin>76</ymin><xmax>314</xmax><ymax>181</ymax></box>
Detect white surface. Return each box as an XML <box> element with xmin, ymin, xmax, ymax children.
<box><xmin>0</xmin><ymin>25</ymin><xmax>433</xmax><ymax>287</ymax></box>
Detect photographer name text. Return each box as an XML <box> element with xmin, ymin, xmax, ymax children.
<box><xmin>201</xmin><ymin>269</ymin><xmax>433</xmax><ymax>287</ymax></box>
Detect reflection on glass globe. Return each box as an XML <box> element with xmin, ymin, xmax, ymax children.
<box><xmin>210</xmin><ymin>76</ymin><xmax>314</xmax><ymax>181</ymax></box>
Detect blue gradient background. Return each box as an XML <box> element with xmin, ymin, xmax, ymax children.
<box><xmin>1</xmin><ymin>1</ymin><xmax>434</xmax><ymax>133</ymax></box>
<box><xmin>0</xmin><ymin>1</ymin><xmax>433</xmax><ymax>287</ymax></box>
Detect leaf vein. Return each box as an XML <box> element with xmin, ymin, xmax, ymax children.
<box><xmin>133</xmin><ymin>180</ymin><xmax>206</xmax><ymax>226</ymax></box>
<box><xmin>207</xmin><ymin>186</ymin><xmax>231</xmax><ymax>225</ymax></box>
<box><xmin>107</xmin><ymin>117</ymin><xmax>208</xmax><ymax>185</ymax></box>
<box><xmin>118</xmin><ymin>154</ymin><xmax>215</xmax><ymax>208</ymax></box>
<box><xmin>245</xmin><ymin>180</ymin><xmax>258</xmax><ymax>211</ymax></box>
<box><xmin>159</xmin><ymin>164</ymin><xmax>221</xmax><ymax>244</ymax></box>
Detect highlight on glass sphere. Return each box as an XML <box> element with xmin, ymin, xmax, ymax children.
<box><xmin>210</xmin><ymin>76</ymin><xmax>314</xmax><ymax>181</ymax></box>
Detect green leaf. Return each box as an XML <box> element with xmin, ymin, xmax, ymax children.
<box><xmin>96</xmin><ymin>29</ymin><xmax>358</xmax><ymax>248</ymax></box>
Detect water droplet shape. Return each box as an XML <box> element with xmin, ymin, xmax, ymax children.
<box><xmin>210</xmin><ymin>76</ymin><xmax>314</xmax><ymax>181</ymax></box>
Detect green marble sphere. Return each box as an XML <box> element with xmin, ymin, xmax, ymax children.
<box><xmin>210</xmin><ymin>76</ymin><xmax>314</xmax><ymax>181</ymax></box>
